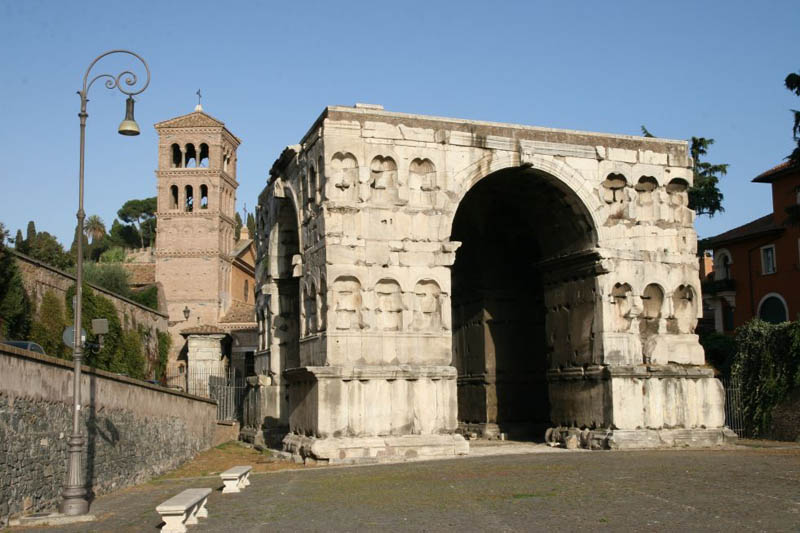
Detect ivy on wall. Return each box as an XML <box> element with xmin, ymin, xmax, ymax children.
<box><xmin>732</xmin><ymin>320</ymin><xmax>800</xmax><ymax>437</ymax></box>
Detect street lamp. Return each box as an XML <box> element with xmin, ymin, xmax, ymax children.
<box><xmin>61</xmin><ymin>50</ymin><xmax>150</xmax><ymax>516</ymax></box>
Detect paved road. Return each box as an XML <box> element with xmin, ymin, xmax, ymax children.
<box><xmin>12</xmin><ymin>446</ymin><xmax>800</xmax><ymax>532</ymax></box>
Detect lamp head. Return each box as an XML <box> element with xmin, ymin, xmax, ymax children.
<box><xmin>118</xmin><ymin>96</ymin><xmax>140</xmax><ymax>136</ymax></box>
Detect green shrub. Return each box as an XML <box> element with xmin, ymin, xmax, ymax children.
<box><xmin>99</xmin><ymin>246</ymin><xmax>126</xmax><ymax>263</ymax></box>
<box><xmin>732</xmin><ymin>320</ymin><xmax>800</xmax><ymax>437</ymax></box>
<box><xmin>699</xmin><ymin>331</ymin><xmax>737</xmax><ymax>378</ymax></box>
<box><xmin>29</xmin><ymin>290</ymin><xmax>69</xmax><ymax>358</ymax></box>
<box><xmin>156</xmin><ymin>330</ymin><xmax>172</xmax><ymax>381</ymax></box>
<box><xmin>0</xmin><ymin>248</ymin><xmax>32</xmax><ymax>340</ymax></box>
<box><xmin>129</xmin><ymin>285</ymin><xmax>159</xmax><ymax>310</ymax></box>
<box><xmin>81</xmin><ymin>261</ymin><xmax>131</xmax><ymax>297</ymax></box>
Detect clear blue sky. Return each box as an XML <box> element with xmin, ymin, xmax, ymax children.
<box><xmin>1</xmin><ymin>0</ymin><xmax>798</xmax><ymax>246</ymax></box>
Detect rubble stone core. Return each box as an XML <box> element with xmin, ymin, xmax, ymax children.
<box><xmin>253</xmin><ymin>106</ymin><xmax>731</xmax><ymax>463</ymax></box>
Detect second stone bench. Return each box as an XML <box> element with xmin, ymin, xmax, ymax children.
<box><xmin>220</xmin><ymin>465</ymin><xmax>252</xmax><ymax>493</ymax></box>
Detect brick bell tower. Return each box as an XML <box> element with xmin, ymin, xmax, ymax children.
<box><xmin>154</xmin><ymin>102</ymin><xmax>242</xmax><ymax>367</ymax></box>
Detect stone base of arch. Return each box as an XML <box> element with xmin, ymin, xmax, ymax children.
<box><xmin>545</xmin><ymin>365</ymin><xmax>735</xmax><ymax>449</ymax></box>
<box><xmin>281</xmin><ymin>365</ymin><xmax>469</xmax><ymax>464</ymax></box>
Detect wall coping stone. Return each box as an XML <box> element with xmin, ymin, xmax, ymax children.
<box><xmin>0</xmin><ymin>344</ymin><xmax>216</xmax><ymax>405</ymax></box>
<box><xmin>11</xmin><ymin>249</ymin><xmax>168</xmax><ymax>318</ymax></box>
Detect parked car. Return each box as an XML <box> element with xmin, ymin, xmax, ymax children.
<box><xmin>2</xmin><ymin>340</ymin><xmax>46</xmax><ymax>355</ymax></box>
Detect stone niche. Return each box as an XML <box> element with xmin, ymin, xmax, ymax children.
<box><xmin>252</xmin><ymin>106</ymin><xmax>732</xmax><ymax>462</ymax></box>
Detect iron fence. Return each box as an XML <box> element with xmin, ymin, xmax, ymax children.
<box><xmin>721</xmin><ymin>376</ymin><xmax>745</xmax><ymax>437</ymax></box>
<box><xmin>164</xmin><ymin>368</ymin><xmax>246</xmax><ymax>422</ymax></box>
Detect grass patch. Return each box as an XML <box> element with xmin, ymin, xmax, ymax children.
<box><xmin>156</xmin><ymin>441</ymin><xmax>302</xmax><ymax>480</ymax></box>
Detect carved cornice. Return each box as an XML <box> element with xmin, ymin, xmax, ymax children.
<box><xmin>154</xmin><ymin>249</ymin><xmax>234</xmax><ymax>262</ymax></box>
<box><xmin>156</xmin><ymin>169</ymin><xmax>238</xmax><ymax>188</ymax></box>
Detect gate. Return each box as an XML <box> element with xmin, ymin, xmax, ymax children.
<box><xmin>166</xmin><ymin>368</ymin><xmax>247</xmax><ymax>422</ymax></box>
<box><xmin>722</xmin><ymin>376</ymin><xmax>745</xmax><ymax>437</ymax></box>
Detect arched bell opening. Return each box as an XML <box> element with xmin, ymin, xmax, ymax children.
<box><xmin>450</xmin><ymin>166</ymin><xmax>598</xmax><ymax>441</ymax></box>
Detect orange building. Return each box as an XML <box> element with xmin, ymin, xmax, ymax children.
<box><xmin>705</xmin><ymin>162</ymin><xmax>800</xmax><ymax>332</ymax></box>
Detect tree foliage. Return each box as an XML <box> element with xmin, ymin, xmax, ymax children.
<box><xmin>29</xmin><ymin>290</ymin><xmax>69</xmax><ymax>358</ymax></box>
<box><xmin>108</xmin><ymin>219</ymin><xmax>141</xmax><ymax>249</ymax></box>
<box><xmin>234</xmin><ymin>212</ymin><xmax>243</xmax><ymax>241</ymax></box>
<box><xmin>155</xmin><ymin>330</ymin><xmax>172</xmax><ymax>381</ymax></box>
<box><xmin>66</xmin><ymin>282</ymin><xmax>124</xmax><ymax>371</ymax></box>
<box><xmin>732</xmin><ymin>319</ymin><xmax>800</xmax><ymax>438</ymax></box>
<box><xmin>786</xmin><ymin>70</ymin><xmax>800</xmax><ymax>165</ymax></box>
<box><xmin>246</xmin><ymin>213</ymin><xmax>256</xmax><ymax>238</ymax></box>
<box><xmin>0</xmin><ymin>223</ymin><xmax>32</xmax><ymax>340</ymax></box>
<box><xmin>689</xmin><ymin>137</ymin><xmax>728</xmax><ymax>217</ymax></box>
<box><xmin>81</xmin><ymin>261</ymin><xmax>132</xmax><ymax>297</ymax></box>
<box><xmin>25</xmin><ymin>227</ymin><xmax>74</xmax><ymax>270</ymax></box>
<box><xmin>117</xmin><ymin>197</ymin><xmax>157</xmax><ymax>248</ymax></box>
<box><xmin>639</xmin><ymin>128</ymin><xmax>728</xmax><ymax>217</ymax></box>
<box><xmin>84</xmin><ymin>215</ymin><xmax>106</xmax><ymax>244</ymax></box>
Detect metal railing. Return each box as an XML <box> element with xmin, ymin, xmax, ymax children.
<box><xmin>721</xmin><ymin>376</ymin><xmax>745</xmax><ymax>437</ymax></box>
<box><xmin>165</xmin><ymin>368</ymin><xmax>246</xmax><ymax>422</ymax></box>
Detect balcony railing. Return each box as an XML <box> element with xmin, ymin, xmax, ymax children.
<box><xmin>702</xmin><ymin>278</ymin><xmax>736</xmax><ymax>294</ymax></box>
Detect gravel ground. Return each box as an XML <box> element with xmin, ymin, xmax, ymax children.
<box><xmin>8</xmin><ymin>444</ymin><xmax>800</xmax><ymax>532</ymax></box>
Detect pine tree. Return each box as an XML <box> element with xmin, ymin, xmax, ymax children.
<box><xmin>640</xmin><ymin>126</ymin><xmax>727</xmax><ymax>217</ymax></box>
<box><xmin>14</xmin><ymin>229</ymin><xmax>26</xmax><ymax>253</ymax></box>
<box><xmin>246</xmin><ymin>212</ymin><xmax>256</xmax><ymax>238</ymax></box>
<box><xmin>688</xmin><ymin>137</ymin><xmax>728</xmax><ymax>217</ymax></box>
<box><xmin>0</xmin><ymin>224</ymin><xmax>32</xmax><ymax>340</ymax></box>
<box><xmin>235</xmin><ymin>212</ymin><xmax>243</xmax><ymax>241</ymax></box>
<box><xmin>26</xmin><ymin>220</ymin><xmax>36</xmax><ymax>243</ymax></box>
<box><xmin>785</xmin><ymin>70</ymin><xmax>800</xmax><ymax>165</ymax></box>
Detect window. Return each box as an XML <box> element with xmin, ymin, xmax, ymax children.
<box><xmin>170</xmin><ymin>185</ymin><xmax>179</xmax><ymax>209</ymax></box>
<box><xmin>244</xmin><ymin>279</ymin><xmax>249</xmax><ymax>303</ymax></box>
<box><xmin>758</xmin><ymin>294</ymin><xmax>788</xmax><ymax>324</ymax></box>
<box><xmin>185</xmin><ymin>185</ymin><xmax>194</xmax><ymax>212</ymax></box>
<box><xmin>761</xmin><ymin>245</ymin><xmax>776</xmax><ymax>275</ymax></box>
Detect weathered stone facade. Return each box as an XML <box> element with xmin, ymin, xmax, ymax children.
<box><xmin>253</xmin><ymin>105</ymin><xmax>731</xmax><ymax>463</ymax></box>
<box><xmin>0</xmin><ymin>345</ymin><xmax>217</xmax><ymax>525</ymax></box>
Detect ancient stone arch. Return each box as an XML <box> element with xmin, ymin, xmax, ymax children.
<box><xmin>252</xmin><ymin>106</ymin><xmax>728</xmax><ymax>463</ymax></box>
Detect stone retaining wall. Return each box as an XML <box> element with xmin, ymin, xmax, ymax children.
<box><xmin>0</xmin><ymin>345</ymin><xmax>217</xmax><ymax>525</ymax></box>
<box><xmin>13</xmin><ymin>250</ymin><xmax>167</xmax><ymax>335</ymax></box>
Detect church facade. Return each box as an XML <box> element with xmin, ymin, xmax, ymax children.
<box><xmin>251</xmin><ymin>104</ymin><xmax>732</xmax><ymax>463</ymax></box>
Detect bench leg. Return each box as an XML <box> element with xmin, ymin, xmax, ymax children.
<box><xmin>196</xmin><ymin>496</ymin><xmax>209</xmax><ymax>519</ymax></box>
<box><xmin>222</xmin><ymin>478</ymin><xmax>240</xmax><ymax>493</ymax></box>
<box><xmin>161</xmin><ymin>513</ymin><xmax>188</xmax><ymax>533</ymax></box>
<box><xmin>241</xmin><ymin>472</ymin><xmax>251</xmax><ymax>488</ymax></box>
<box><xmin>186</xmin><ymin>503</ymin><xmax>200</xmax><ymax>525</ymax></box>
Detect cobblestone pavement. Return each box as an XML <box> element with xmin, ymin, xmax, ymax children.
<box><xmin>10</xmin><ymin>445</ymin><xmax>800</xmax><ymax>532</ymax></box>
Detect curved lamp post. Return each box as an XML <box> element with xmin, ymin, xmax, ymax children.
<box><xmin>61</xmin><ymin>50</ymin><xmax>150</xmax><ymax>516</ymax></box>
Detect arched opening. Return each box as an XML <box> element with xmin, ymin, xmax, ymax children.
<box><xmin>200</xmin><ymin>184</ymin><xmax>208</xmax><ymax>209</ymax></box>
<box><xmin>171</xmin><ymin>144</ymin><xmax>182</xmax><ymax>168</ymax></box>
<box><xmin>271</xmin><ymin>198</ymin><xmax>301</xmax><ymax>370</ymax></box>
<box><xmin>758</xmin><ymin>293</ymin><xmax>788</xmax><ymax>324</ymax></box>
<box><xmin>199</xmin><ymin>143</ymin><xmax>209</xmax><ymax>168</ymax></box>
<box><xmin>185</xmin><ymin>185</ymin><xmax>194</xmax><ymax>212</ymax></box>
<box><xmin>185</xmin><ymin>144</ymin><xmax>197</xmax><ymax>168</ymax></box>
<box><xmin>450</xmin><ymin>166</ymin><xmax>597</xmax><ymax>440</ymax></box>
<box><xmin>170</xmin><ymin>185</ymin><xmax>179</xmax><ymax>209</ymax></box>
<box><xmin>307</xmin><ymin>165</ymin><xmax>317</xmax><ymax>206</ymax></box>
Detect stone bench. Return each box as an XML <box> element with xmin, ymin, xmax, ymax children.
<box><xmin>220</xmin><ymin>465</ymin><xmax>252</xmax><ymax>493</ymax></box>
<box><xmin>156</xmin><ymin>488</ymin><xmax>211</xmax><ymax>533</ymax></box>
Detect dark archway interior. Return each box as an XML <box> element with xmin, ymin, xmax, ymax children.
<box><xmin>274</xmin><ymin>199</ymin><xmax>300</xmax><ymax>370</ymax></box>
<box><xmin>450</xmin><ymin>167</ymin><xmax>595</xmax><ymax>440</ymax></box>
